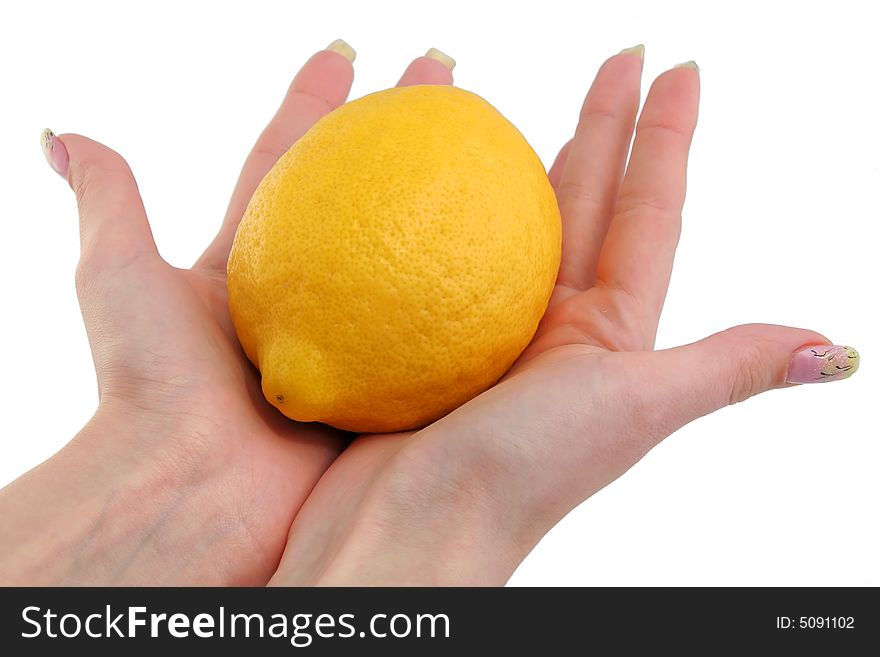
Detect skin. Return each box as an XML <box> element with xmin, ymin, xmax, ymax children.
<box><xmin>0</xmin><ymin>48</ymin><xmax>833</xmax><ymax>585</ymax></box>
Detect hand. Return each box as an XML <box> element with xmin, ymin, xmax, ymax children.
<box><xmin>0</xmin><ymin>42</ymin><xmax>455</xmax><ymax>585</ymax></box>
<box><xmin>268</xmin><ymin>49</ymin><xmax>857</xmax><ymax>585</ymax></box>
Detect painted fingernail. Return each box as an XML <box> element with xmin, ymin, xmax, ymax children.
<box><xmin>785</xmin><ymin>345</ymin><xmax>860</xmax><ymax>384</ymax></box>
<box><xmin>425</xmin><ymin>47</ymin><xmax>456</xmax><ymax>71</ymax></box>
<box><xmin>674</xmin><ymin>60</ymin><xmax>700</xmax><ymax>72</ymax></box>
<box><xmin>326</xmin><ymin>39</ymin><xmax>356</xmax><ymax>64</ymax></box>
<box><xmin>40</xmin><ymin>128</ymin><xmax>69</xmax><ymax>178</ymax></box>
<box><xmin>619</xmin><ymin>44</ymin><xmax>645</xmax><ymax>60</ymax></box>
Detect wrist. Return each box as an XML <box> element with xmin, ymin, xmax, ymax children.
<box><xmin>0</xmin><ymin>402</ymin><xmax>233</xmax><ymax>584</ymax></box>
<box><xmin>304</xmin><ymin>438</ymin><xmax>540</xmax><ymax>586</ymax></box>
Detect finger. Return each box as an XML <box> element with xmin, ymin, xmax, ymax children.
<box><xmin>197</xmin><ymin>41</ymin><xmax>356</xmax><ymax>270</ymax></box>
<box><xmin>555</xmin><ymin>46</ymin><xmax>644</xmax><ymax>290</ymax></box>
<box><xmin>547</xmin><ymin>324</ymin><xmax>856</xmax><ymax>514</ymax></box>
<box><xmin>41</xmin><ymin>130</ymin><xmax>159</xmax><ymax>271</ymax></box>
<box><xmin>635</xmin><ymin>324</ymin><xmax>859</xmax><ymax>438</ymax></box>
<box><xmin>397</xmin><ymin>48</ymin><xmax>455</xmax><ymax>86</ymax></box>
<box><xmin>547</xmin><ymin>139</ymin><xmax>571</xmax><ymax>190</ymax></box>
<box><xmin>596</xmin><ymin>63</ymin><xmax>700</xmax><ymax>336</ymax></box>
<box><xmin>41</xmin><ymin>130</ymin><xmax>163</xmax><ymax>396</ymax></box>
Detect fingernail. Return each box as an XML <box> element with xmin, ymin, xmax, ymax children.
<box><xmin>619</xmin><ymin>44</ymin><xmax>645</xmax><ymax>60</ymax></box>
<box><xmin>40</xmin><ymin>128</ymin><xmax>69</xmax><ymax>178</ymax></box>
<box><xmin>326</xmin><ymin>39</ymin><xmax>356</xmax><ymax>64</ymax></box>
<box><xmin>425</xmin><ymin>47</ymin><xmax>456</xmax><ymax>71</ymax></box>
<box><xmin>674</xmin><ymin>60</ymin><xmax>700</xmax><ymax>72</ymax></box>
<box><xmin>785</xmin><ymin>345</ymin><xmax>860</xmax><ymax>384</ymax></box>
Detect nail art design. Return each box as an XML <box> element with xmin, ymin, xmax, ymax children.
<box><xmin>786</xmin><ymin>345</ymin><xmax>860</xmax><ymax>384</ymax></box>
<box><xmin>40</xmin><ymin>128</ymin><xmax>69</xmax><ymax>178</ymax></box>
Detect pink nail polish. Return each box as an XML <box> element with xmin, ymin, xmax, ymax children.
<box><xmin>40</xmin><ymin>128</ymin><xmax>69</xmax><ymax>178</ymax></box>
<box><xmin>785</xmin><ymin>345</ymin><xmax>860</xmax><ymax>384</ymax></box>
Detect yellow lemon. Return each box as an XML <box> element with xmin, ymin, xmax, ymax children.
<box><xmin>228</xmin><ymin>85</ymin><xmax>561</xmax><ymax>433</ymax></box>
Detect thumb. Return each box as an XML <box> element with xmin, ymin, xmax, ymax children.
<box><xmin>640</xmin><ymin>323</ymin><xmax>860</xmax><ymax>431</ymax></box>
<box><xmin>40</xmin><ymin>129</ymin><xmax>159</xmax><ymax>272</ymax></box>
<box><xmin>41</xmin><ymin>129</ymin><xmax>164</xmax><ymax>397</ymax></box>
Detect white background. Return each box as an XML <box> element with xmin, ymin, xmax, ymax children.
<box><xmin>1</xmin><ymin>0</ymin><xmax>877</xmax><ymax>585</ymax></box>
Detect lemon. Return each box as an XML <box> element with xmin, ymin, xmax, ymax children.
<box><xmin>228</xmin><ymin>85</ymin><xmax>561</xmax><ymax>433</ymax></box>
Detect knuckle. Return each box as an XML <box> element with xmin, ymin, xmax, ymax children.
<box><xmin>251</xmin><ymin>140</ymin><xmax>289</xmax><ymax>163</ymax></box>
<box><xmin>70</xmin><ymin>164</ymin><xmax>95</xmax><ymax>207</ymax></box>
<box><xmin>581</xmin><ymin>104</ymin><xmax>624</xmax><ymax>124</ymax></box>
<box><xmin>584</xmin><ymin>281</ymin><xmax>652</xmax><ymax>351</ymax></box>
<box><xmin>615</xmin><ymin>190</ymin><xmax>677</xmax><ymax>220</ymax></box>
<box><xmin>556</xmin><ymin>180</ymin><xmax>605</xmax><ymax>212</ymax></box>
<box><xmin>638</xmin><ymin>118</ymin><xmax>692</xmax><ymax>142</ymax></box>
<box><xmin>77</xmin><ymin>244</ymin><xmax>150</xmax><ymax>294</ymax></box>
<box><xmin>729</xmin><ymin>357</ymin><xmax>760</xmax><ymax>405</ymax></box>
<box><xmin>250</xmin><ymin>90</ymin><xmax>337</xmax><ymax>163</ymax></box>
<box><xmin>74</xmin><ymin>256</ymin><xmax>97</xmax><ymax>296</ymax></box>
<box><xmin>250</xmin><ymin>124</ymin><xmax>296</xmax><ymax>164</ymax></box>
<box><xmin>71</xmin><ymin>154</ymin><xmax>134</xmax><ymax>208</ymax></box>
<box><xmin>723</xmin><ymin>332</ymin><xmax>772</xmax><ymax>405</ymax></box>
<box><xmin>287</xmin><ymin>88</ymin><xmax>335</xmax><ymax>116</ymax></box>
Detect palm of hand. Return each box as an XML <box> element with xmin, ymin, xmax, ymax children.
<box><xmin>125</xmin><ymin>263</ymin><xmax>347</xmax><ymax>583</ymax></box>
<box><xmin>92</xmin><ymin>49</ymin><xmax>697</xmax><ymax>585</ymax></box>
<box><xmin>67</xmin><ymin>48</ymin><xmax>818</xmax><ymax>586</ymax></box>
<box><xmin>155</xmin><ymin>256</ymin><xmax>636</xmax><ymax>585</ymax></box>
